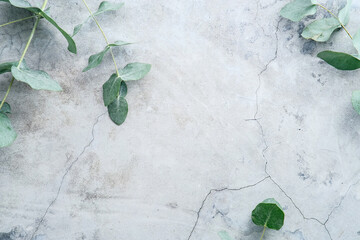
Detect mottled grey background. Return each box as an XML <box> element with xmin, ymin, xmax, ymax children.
<box><xmin>1</xmin><ymin>0</ymin><xmax>360</xmax><ymax>239</ymax></box>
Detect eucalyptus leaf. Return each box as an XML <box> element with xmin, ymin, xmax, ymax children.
<box><xmin>317</xmin><ymin>51</ymin><xmax>360</xmax><ymax>70</ymax></box>
<box><xmin>119</xmin><ymin>80</ymin><xmax>127</xmax><ymax>97</ymax></box>
<box><xmin>11</xmin><ymin>61</ymin><xmax>62</xmax><ymax>91</ymax></box>
<box><xmin>0</xmin><ymin>61</ymin><xmax>17</xmax><ymax>74</ymax></box>
<box><xmin>301</xmin><ymin>18</ymin><xmax>340</xmax><ymax>42</ymax></box>
<box><xmin>94</xmin><ymin>1</ymin><xmax>124</xmax><ymax>16</ymax></box>
<box><xmin>353</xmin><ymin>29</ymin><xmax>360</xmax><ymax>55</ymax></box>
<box><xmin>72</xmin><ymin>1</ymin><xmax>124</xmax><ymax>36</ymax></box>
<box><xmin>118</xmin><ymin>62</ymin><xmax>151</xmax><ymax>81</ymax></box>
<box><xmin>108</xmin><ymin>96</ymin><xmax>128</xmax><ymax>125</ymax></box>
<box><xmin>83</xmin><ymin>41</ymin><xmax>130</xmax><ymax>72</ymax></box>
<box><xmin>5</xmin><ymin>1</ymin><xmax>77</xmax><ymax>53</ymax></box>
<box><xmin>0</xmin><ymin>113</ymin><xmax>17</xmax><ymax>148</ymax></box>
<box><xmin>280</xmin><ymin>0</ymin><xmax>317</xmax><ymax>22</ymax></box>
<box><xmin>0</xmin><ymin>102</ymin><xmax>11</xmax><ymax>114</ymax></box>
<box><xmin>352</xmin><ymin>90</ymin><xmax>360</xmax><ymax>115</ymax></box>
<box><xmin>251</xmin><ymin>198</ymin><xmax>285</xmax><ymax>230</ymax></box>
<box><xmin>83</xmin><ymin>47</ymin><xmax>110</xmax><ymax>72</ymax></box>
<box><xmin>103</xmin><ymin>73</ymin><xmax>121</xmax><ymax>106</ymax></box>
<box><xmin>218</xmin><ymin>231</ymin><xmax>232</xmax><ymax>240</ymax></box>
<box><xmin>338</xmin><ymin>0</ymin><xmax>352</xmax><ymax>25</ymax></box>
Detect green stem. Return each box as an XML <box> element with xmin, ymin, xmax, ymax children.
<box><xmin>260</xmin><ymin>226</ymin><xmax>266</xmax><ymax>240</ymax></box>
<box><xmin>316</xmin><ymin>3</ymin><xmax>353</xmax><ymax>39</ymax></box>
<box><xmin>81</xmin><ymin>0</ymin><xmax>120</xmax><ymax>76</ymax></box>
<box><xmin>0</xmin><ymin>15</ymin><xmax>36</xmax><ymax>28</ymax></box>
<box><xmin>0</xmin><ymin>0</ymin><xmax>48</xmax><ymax>111</ymax></box>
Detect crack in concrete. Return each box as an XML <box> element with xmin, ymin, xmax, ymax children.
<box><xmin>28</xmin><ymin>112</ymin><xmax>106</xmax><ymax>240</ymax></box>
<box><xmin>186</xmin><ymin>176</ymin><xmax>270</xmax><ymax>240</ymax></box>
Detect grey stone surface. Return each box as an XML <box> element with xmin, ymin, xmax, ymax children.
<box><xmin>0</xmin><ymin>0</ymin><xmax>359</xmax><ymax>239</ymax></box>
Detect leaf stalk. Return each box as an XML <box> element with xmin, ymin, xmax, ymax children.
<box><xmin>259</xmin><ymin>226</ymin><xmax>266</xmax><ymax>240</ymax></box>
<box><xmin>0</xmin><ymin>15</ymin><xmax>36</xmax><ymax>28</ymax></box>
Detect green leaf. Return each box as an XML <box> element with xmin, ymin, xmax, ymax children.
<box><xmin>301</xmin><ymin>18</ymin><xmax>340</xmax><ymax>42</ymax></box>
<box><xmin>5</xmin><ymin>1</ymin><xmax>76</xmax><ymax>54</ymax></box>
<box><xmin>217</xmin><ymin>231</ymin><xmax>232</xmax><ymax>240</ymax></box>
<box><xmin>94</xmin><ymin>1</ymin><xmax>124</xmax><ymax>16</ymax></box>
<box><xmin>0</xmin><ymin>113</ymin><xmax>17</xmax><ymax>148</ymax></box>
<box><xmin>72</xmin><ymin>1</ymin><xmax>124</xmax><ymax>36</ymax></box>
<box><xmin>108</xmin><ymin>96</ymin><xmax>128</xmax><ymax>125</ymax></box>
<box><xmin>83</xmin><ymin>41</ymin><xmax>130</xmax><ymax>72</ymax></box>
<box><xmin>83</xmin><ymin>47</ymin><xmax>110</xmax><ymax>72</ymax></box>
<box><xmin>103</xmin><ymin>73</ymin><xmax>121</xmax><ymax>106</ymax></box>
<box><xmin>280</xmin><ymin>0</ymin><xmax>317</xmax><ymax>22</ymax></box>
<box><xmin>0</xmin><ymin>61</ymin><xmax>17</xmax><ymax>74</ymax></box>
<box><xmin>338</xmin><ymin>0</ymin><xmax>352</xmax><ymax>25</ymax></box>
<box><xmin>317</xmin><ymin>51</ymin><xmax>360</xmax><ymax>70</ymax></box>
<box><xmin>118</xmin><ymin>63</ymin><xmax>151</xmax><ymax>81</ymax></box>
<box><xmin>353</xmin><ymin>29</ymin><xmax>360</xmax><ymax>55</ymax></box>
<box><xmin>11</xmin><ymin>61</ymin><xmax>62</xmax><ymax>91</ymax></box>
<box><xmin>352</xmin><ymin>90</ymin><xmax>360</xmax><ymax>114</ymax></box>
<box><xmin>119</xmin><ymin>81</ymin><xmax>127</xmax><ymax>97</ymax></box>
<box><xmin>0</xmin><ymin>102</ymin><xmax>11</xmax><ymax>114</ymax></box>
<box><xmin>251</xmin><ymin>198</ymin><xmax>285</xmax><ymax>230</ymax></box>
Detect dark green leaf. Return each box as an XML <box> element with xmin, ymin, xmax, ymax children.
<box><xmin>0</xmin><ymin>102</ymin><xmax>11</xmax><ymax>114</ymax></box>
<box><xmin>94</xmin><ymin>1</ymin><xmax>124</xmax><ymax>16</ymax></box>
<box><xmin>83</xmin><ymin>46</ymin><xmax>110</xmax><ymax>72</ymax></box>
<box><xmin>317</xmin><ymin>51</ymin><xmax>360</xmax><ymax>70</ymax></box>
<box><xmin>251</xmin><ymin>198</ymin><xmax>285</xmax><ymax>230</ymax></box>
<box><xmin>118</xmin><ymin>62</ymin><xmax>151</xmax><ymax>81</ymax></box>
<box><xmin>11</xmin><ymin>61</ymin><xmax>62</xmax><ymax>91</ymax></box>
<box><xmin>338</xmin><ymin>0</ymin><xmax>352</xmax><ymax>25</ymax></box>
<box><xmin>102</xmin><ymin>73</ymin><xmax>121</xmax><ymax>106</ymax></box>
<box><xmin>301</xmin><ymin>18</ymin><xmax>340</xmax><ymax>42</ymax></box>
<box><xmin>280</xmin><ymin>0</ymin><xmax>317</xmax><ymax>22</ymax></box>
<box><xmin>5</xmin><ymin>2</ymin><xmax>77</xmax><ymax>54</ymax></box>
<box><xmin>108</xmin><ymin>96</ymin><xmax>128</xmax><ymax>125</ymax></box>
<box><xmin>119</xmin><ymin>81</ymin><xmax>127</xmax><ymax>97</ymax></box>
<box><xmin>83</xmin><ymin>41</ymin><xmax>130</xmax><ymax>72</ymax></box>
<box><xmin>0</xmin><ymin>61</ymin><xmax>17</xmax><ymax>74</ymax></box>
<box><xmin>0</xmin><ymin>113</ymin><xmax>17</xmax><ymax>148</ymax></box>
<box><xmin>352</xmin><ymin>90</ymin><xmax>360</xmax><ymax>115</ymax></box>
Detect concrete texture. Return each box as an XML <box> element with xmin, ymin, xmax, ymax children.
<box><xmin>0</xmin><ymin>0</ymin><xmax>360</xmax><ymax>239</ymax></box>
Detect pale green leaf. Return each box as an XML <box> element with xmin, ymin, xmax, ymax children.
<box><xmin>317</xmin><ymin>51</ymin><xmax>360</xmax><ymax>70</ymax></box>
<box><xmin>0</xmin><ymin>113</ymin><xmax>17</xmax><ymax>148</ymax></box>
<box><xmin>352</xmin><ymin>90</ymin><xmax>360</xmax><ymax>115</ymax></box>
<box><xmin>301</xmin><ymin>18</ymin><xmax>340</xmax><ymax>42</ymax></box>
<box><xmin>102</xmin><ymin>73</ymin><xmax>121</xmax><ymax>106</ymax></box>
<box><xmin>338</xmin><ymin>0</ymin><xmax>352</xmax><ymax>25</ymax></box>
<box><xmin>251</xmin><ymin>198</ymin><xmax>285</xmax><ymax>230</ymax></box>
<box><xmin>72</xmin><ymin>1</ymin><xmax>124</xmax><ymax>36</ymax></box>
<box><xmin>94</xmin><ymin>1</ymin><xmax>124</xmax><ymax>16</ymax></box>
<box><xmin>8</xmin><ymin>0</ymin><xmax>31</xmax><ymax>8</ymax></box>
<box><xmin>0</xmin><ymin>61</ymin><xmax>17</xmax><ymax>74</ymax></box>
<box><xmin>118</xmin><ymin>62</ymin><xmax>151</xmax><ymax>81</ymax></box>
<box><xmin>280</xmin><ymin>0</ymin><xmax>317</xmax><ymax>22</ymax></box>
<box><xmin>353</xmin><ymin>29</ymin><xmax>360</xmax><ymax>55</ymax></box>
<box><xmin>0</xmin><ymin>102</ymin><xmax>11</xmax><ymax>114</ymax></box>
<box><xmin>218</xmin><ymin>231</ymin><xmax>232</xmax><ymax>240</ymax></box>
<box><xmin>11</xmin><ymin>61</ymin><xmax>62</xmax><ymax>91</ymax></box>
<box><xmin>108</xmin><ymin>96</ymin><xmax>128</xmax><ymax>125</ymax></box>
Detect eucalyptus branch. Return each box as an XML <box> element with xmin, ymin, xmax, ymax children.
<box><xmin>81</xmin><ymin>0</ymin><xmax>120</xmax><ymax>76</ymax></box>
<box><xmin>316</xmin><ymin>3</ymin><xmax>353</xmax><ymax>39</ymax></box>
